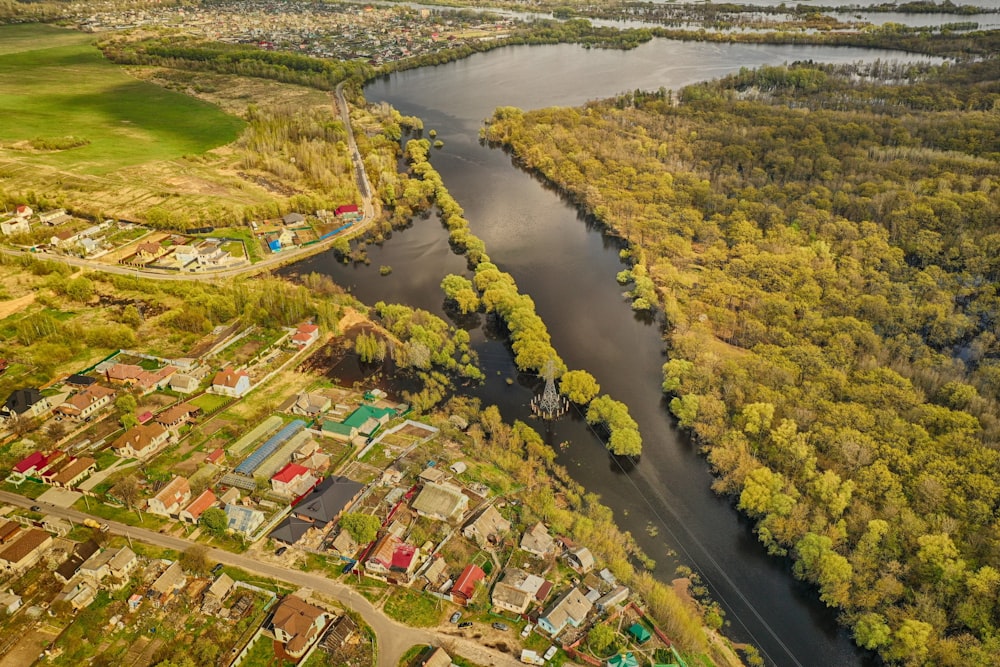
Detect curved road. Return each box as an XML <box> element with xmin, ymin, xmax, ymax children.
<box><xmin>0</xmin><ymin>491</ymin><xmax>524</xmax><ymax>667</ymax></box>
<box><xmin>0</xmin><ymin>83</ymin><xmax>378</xmax><ymax>283</ymax></box>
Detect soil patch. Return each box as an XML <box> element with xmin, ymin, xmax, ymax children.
<box><xmin>0</xmin><ymin>292</ymin><xmax>35</xmax><ymax>320</ymax></box>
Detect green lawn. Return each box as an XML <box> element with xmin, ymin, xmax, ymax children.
<box><xmin>0</xmin><ymin>25</ymin><xmax>244</xmax><ymax>175</ymax></box>
<box><xmin>382</xmin><ymin>589</ymin><xmax>443</xmax><ymax>628</ymax></box>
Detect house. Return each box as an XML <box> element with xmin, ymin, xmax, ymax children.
<box><xmin>321</xmin><ymin>419</ymin><xmax>358</xmax><ymax>442</ymax></box>
<box><xmin>55</xmin><ymin>384</ymin><xmax>115</xmax><ymax>421</ymax></box>
<box><xmin>567</xmin><ymin>546</ymin><xmax>595</xmax><ymax>574</ymax></box>
<box><xmin>521</xmin><ymin>522</ymin><xmax>557</xmax><ymax>558</ymax></box>
<box><xmin>451</xmin><ymin>564</ymin><xmax>485</xmax><ymax>606</ymax></box>
<box><xmin>340</xmin><ymin>405</ymin><xmax>395</xmax><ymax>438</ymax></box>
<box><xmin>597</xmin><ymin>586</ymin><xmax>630</xmax><ymax>612</ymax></box>
<box><xmin>0</xmin><ymin>528</ymin><xmax>52</xmax><ymax>573</ymax></box>
<box><xmin>156</xmin><ymin>402</ymin><xmax>199</xmax><ymax>429</ymax></box>
<box><xmin>0</xmin><ymin>217</ymin><xmax>29</xmax><ymax>236</ymax></box>
<box><xmin>64</xmin><ymin>374</ymin><xmax>96</xmax><ymax>388</ymax></box>
<box><xmin>49</xmin><ymin>456</ymin><xmax>97</xmax><ymax>488</ymax></box>
<box><xmin>147</xmin><ymin>476</ymin><xmax>191</xmax><ymax>517</ymax></box>
<box><xmin>112</xmin><ymin>423</ymin><xmax>170</xmax><ymax>459</ymax></box>
<box><xmin>335</xmin><ymin>204</ymin><xmax>359</xmax><ymax>217</ymax></box>
<box><xmin>150</xmin><ymin>561</ymin><xmax>187</xmax><ymax>604</ymax></box>
<box><xmin>422</xmin><ymin>556</ymin><xmax>449</xmax><ymax>589</ymax></box>
<box><xmin>105</xmin><ymin>363</ymin><xmax>176</xmax><ymax>393</ymax></box>
<box><xmin>282</xmin><ymin>212</ymin><xmax>306</xmax><ymax>225</ymax></box>
<box><xmin>491</xmin><ymin>568</ymin><xmax>547</xmax><ymax>614</ymax></box>
<box><xmin>291</xmin><ymin>475</ymin><xmax>363</xmax><ymax>528</ymax></box>
<box><xmin>180</xmin><ymin>489</ymin><xmax>217</xmax><ymax>523</ymax></box>
<box><xmin>418</xmin><ymin>467</ymin><xmax>446</xmax><ymax>485</ymax></box>
<box><xmin>212</xmin><ymin>367</ymin><xmax>251</xmax><ymax>397</ymax></box>
<box><xmin>134</xmin><ymin>241</ymin><xmax>166</xmax><ymax>262</ymax></box>
<box><xmin>330</xmin><ymin>529</ymin><xmax>358</xmax><ymax>557</ymax></box>
<box><xmin>202</xmin><ymin>573</ymin><xmax>234</xmax><ymax>614</ymax></box>
<box><xmin>59</xmin><ymin>581</ymin><xmax>98</xmax><ymax>611</ymax></box>
<box><xmin>54</xmin><ymin>539</ymin><xmax>101</xmax><ymax>583</ymax></box>
<box><xmin>420</xmin><ymin>647</ymin><xmax>453</xmax><ymax>667</ymax></box>
<box><xmin>169</xmin><ymin>374</ymin><xmax>199</xmax><ymax>394</ymax></box>
<box><xmin>38</xmin><ymin>208</ymin><xmax>70</xmax><ymax>225</ymax></box>
<box><xmin>412</xmin><ymin>482</ymin><xmax>468</xmax><ymax>522</ymax></box>
<box><xmin>271</xmin><ymin>595</ymin><xmax>328</xmax><ymax>660</ymax></box>
<box><xmin>11</xmin><ymin>451</ymin><xmax>47</xmax><ymax>479</ymax></box>
<box><xmin>537</xmin><ymin>587</ymin><xmax>593</xmax><ymax>637</ymax></box>
<box><xmin>365</xmin><ymin>535</ymin><xmax>420</xmax><ymax>582</ymax></box>
<box><xmin>462</xmin><ymin>505</ymin><xmax>510</xmax><ymax>547</ymax></box>
<box><xmin>288</xmin><ymin>392</ymin><xmax>330</xmax><ymax>417</ymax></box>
<box><xmin>292</xmin><ymin>439</ymin><xmax>330</xmax><ymax>472</ymax></box>
<box><xmin>14</xmin><ymin>205</ymin><xmax>33</xmax><ymax>219</ymax></box>
<box><xmin>1</xmin><ymin>388</ymin><xmax>49</xmax><ymax>422</ymax></box>
<box><xmin>206</xmin><ymin>448</ymin><xmax>226</xmax><ymax>466</ymax></box>
<box><xmin>290</xmin><ymin>323</ymin><xmax>320</xmax><ymax>348</ymax></box>
<box><xmin>270</xmin><ymin>463</ymin><xmax>316</xmax><ymax>498</ymax></box>
<box><xmin>105</xmin><ymin>363</ymin><xmax>145</xmax><ymax>385</ymax></box>
<box><xmin>107</xmin><ymin>546</ymin><xmax>138</xmax><ymax>583</ymax></box>
<box><xmin>79</xmin><ymin>546</ymin><xmax>117</xmax><ymax>580</ymax></box>
<box><xmin>0</xmin><ymin>521</ymin><xmax>21</xmax><ymax>545</ymax></box>
<box><xmin>225</xmin><ymin>504</ymin><xmax>265</xmax><ymax>536</ymax></box>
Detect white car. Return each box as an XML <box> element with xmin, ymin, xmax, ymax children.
<box><xmin>543</xmin><ymin>645</ymin><xmax>558</xmax><ymax>661</ymax></box>
<box><xmin>521</xmin><ymin>623</ymin><xmax>533</xmax><ymax>638</ymax></box>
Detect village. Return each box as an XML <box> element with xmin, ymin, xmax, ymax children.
<box><xmin>72</xmin><ymin>0</ymin><xmax>517</xmax><ymax>66</ymax></box>
<box><xmin>0</xmin><ymin>203</ymin><xmax>364</xmax><ymax>272</ymax></box>
<box><xmin>0</xmin><ymin>306</ymin><xmax>692</xmax><ymax>667</ymax></box>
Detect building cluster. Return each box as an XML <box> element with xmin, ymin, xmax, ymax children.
<box><xmin>74</xmin><ymin>0</ymin><xmax>516</xmax><ymax>66</ymax></box>
<box><xmin>118</xmin><ymin>234</ymin><xmax>246</xmax><ymax>272</ymax></box>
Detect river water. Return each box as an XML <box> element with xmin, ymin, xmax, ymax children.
<box><xmin>289</xmin><ymin>40</ymin><xmax>941</xmax><ymax>667</ymax></box>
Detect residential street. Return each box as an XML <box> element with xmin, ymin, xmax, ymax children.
<box><xmin>0</xmin><ymin>491</ymin><xmax>526</xmax><ymax>667</ymax></box>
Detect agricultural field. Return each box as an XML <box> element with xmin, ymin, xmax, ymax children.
<box><xmin>0</xmin><ymin>24</ymin><xmax>243</xmax><ymax>174</ymax></box>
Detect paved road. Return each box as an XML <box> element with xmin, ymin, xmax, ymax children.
<box><xmin>0</xmin><ymin>491</ymin><xmax>527</xmax><ymax>667</ymax></box>
<box><xmin>0</xmin><ymin>85</ymin><xmax>379</xmax><ymax>283</ymax></box>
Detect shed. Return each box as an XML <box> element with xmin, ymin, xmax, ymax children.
<box><xmin>627</xmin><ymin>623</ymin><xmax>651</xmax><ymax>645</ymax></box>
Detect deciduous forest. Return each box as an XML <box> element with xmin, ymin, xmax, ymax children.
<box><xmin>485</xmin><ymin>58</ymin><xmax>1000</xmax><ymax>664</ymax></box>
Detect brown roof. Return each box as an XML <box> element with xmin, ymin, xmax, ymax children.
<box><xmin>156</xmin><ymin>402</ymin><xmax>197</xmax><ymax>425</ymax></box>
<box><xmin>50</xmin><ymin>456</ymin><xmax>96</xmax><ymax>486</ymax></box>
<box><xmin>60</xmin><ymin>384</ymin><xmax>115</xmax><ymax>414</ymax></box>
<box><xmin>182</xmin><ymin>489</ymin><xmax>216</xmax><ymax>519</ymax></box>
<box><xmin>0</xmin><ymin>528</ymin><xmax>50</xmax><ymax>565</ymax></box>
<box><xmin>213</xmin><ymin>367</ymin><xmax>248</xmax><ymax>388</ymax></box>
<box><xmin>106</xmin><ymin>363</ymin><xmax>144</xmax><ymax>381</ymax></box>
<box><xmin>153</xmin><ymin>476</ymin><xmax>190</xmax><ymax>506</ymax></box>
<box><xmin>272</xmin><ymin>595</ymin><xmax>326</xmax><ymax>655</ymax></box>
<box><xmin>112</xmin><ymin>423</ymin><xmax>167</xmax><ymax>454</ymax></box>
<box><xmin>0</xmin><ymin>521</ymin><xmax>20</xmax><ymax>544</ymax></box>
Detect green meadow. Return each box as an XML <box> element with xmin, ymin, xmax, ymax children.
<box><xmin>0</xmin><ymin>24</ymin><xmax>244</xmax><ymax>175</ymax></box>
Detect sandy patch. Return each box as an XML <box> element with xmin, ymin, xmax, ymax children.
<box><xmin>0</xmin><ymin>292</ymin><xmax>35</xmax><ymax>320</ymax></box>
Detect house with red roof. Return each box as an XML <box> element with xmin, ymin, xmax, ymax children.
<box><xmin>270</xmin><ymin>463</ymin><xmax>317</xmax><ymax>498</ymax></box>
<box><xmin>451</xmin><ymin>564</ymin><xmax>485</xmax><ymax>606</ymax></box>
<box><xmin>180</xmin><ymin>489</ymin><xmax>217</xmax><ymax>523</ymax></box>
<box><xmin>206</xmin><ymin>448</ymin><xmax>226</xmax><ymax>465</ymax></box>
<box><xmin>334</xmin><ymin>204</ymin><xmax>359</xmax><ymax>217</ymax></box>
<box><xmin>211</xmin><ymin>367</ymin><xmax>251</xmax><ymax>397</ymax></box>
<box><xmin>364</xmin><ymin>534</ymin><xmax>421</xmax><ymax>583</ymax></box>
<box><xmin>290</xmin><ymin>323</ymin><xmax>320</xmax><ymax>348</ymax></box>
<box><xmin>11</xmin><ymin>451</ymin><xmax>46</xmax><ymax>478</ymax></box>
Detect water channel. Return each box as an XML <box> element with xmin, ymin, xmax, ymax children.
<box><xmin>288</xmin><ymin>40</ymin><xmax>942</xmax><ymax>667</ymax></box>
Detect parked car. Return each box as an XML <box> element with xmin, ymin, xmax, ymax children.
<box><xmin>450</xmin><ymin>611</ymin><xmax>462</xmax><ymax>624</ymax></box>
<box><xmin>521</xmin><ymin>623</ymin><xmax>533</xmax><ymax>638</ymax></box>
<box><xmin>30</xmin><ymin>505</ymin><xmax>41</xmax><ymax>512</ymax></box>
<box><xmin>211</xmin><ymin>563</ymin><xmax>224</xmax><ymax>575</ymax></box>
<box><xmin>543</xmin><ymin>646</ymin><xmax>558</xmax><ymax>661</ymax></box>
<box><xmin>275</xmin><ymin>546</ymin><xmax>287</xmax><ymax>556</ymax></box>
<box><xmin>492</xmin><ymin>622</ymin><xmax>509</xmax><ymax>631</ymax></box>
<box><xmin>458</xmin><ymin>622</ymin><xmax>474</xmax><ymax>629</ymax></box>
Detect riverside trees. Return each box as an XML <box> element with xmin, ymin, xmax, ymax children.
<box><xmin>484</xmin><ymin>59</ymin><xmax>1000</xmax><ymax>665</ymax></box>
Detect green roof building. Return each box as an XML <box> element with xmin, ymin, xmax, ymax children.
<box><xmin>627</xmin><ymin>622</ymin><xmax>651</xmax><ymax>645</ymax></box>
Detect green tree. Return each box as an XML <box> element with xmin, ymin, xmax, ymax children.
<box><xmin>339</xmin><ymin>512</ymin><xmax>381</xmax><ymax>544</ymax></box>
<box><xmin>588</xmin><ymin>623</ymin><xmax>617</xmax><ymax>654</ymax></box>
<box><xmin>559</xmin><ymin>369</ymin><xmax>601</xmax><ymax>404</ymax></box>
<box><xmin>200</xmin><ymin>507</ymin><xmax>228</xmax><ymax>535</ymax></box>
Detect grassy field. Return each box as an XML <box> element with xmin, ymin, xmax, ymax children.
<box><xmin>0</xmin><ymin>25</ymin><xmax>244</xmax><ymax>176</ymax></box>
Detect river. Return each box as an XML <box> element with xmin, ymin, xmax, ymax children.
<box><xmin>288</xmin><ymin>40</ymin><xmax>941</xmax><ymax>667</ymax></box>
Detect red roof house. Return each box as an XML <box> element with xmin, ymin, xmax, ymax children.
<box><xmin>334</xmin><ymin>204</ymin><xmax>359</xmax><ymax>216</ymax></box>
<box><xmin>12</xmin><ymin>451</ymin><xmax>45</xmax><ymax>476</ymax></box>
<box><xmin>271</xmin><ymin>463</ymin><xmax>316</xmax><ymax>498</ymax></box>
<box><xmin>291</xmin><ymin>323</ymin><xmax>319</xmax><ymax>348</ymax></box>
<box><xmin>452</xmin><ymin>564</ymin><xmax>485</xmax><ymax>606</ymax></box>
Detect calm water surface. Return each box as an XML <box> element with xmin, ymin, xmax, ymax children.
<box><xmin>291</xmin><ymin>40</ymin><xmax>943</xmax><ymax>667</ymax></box>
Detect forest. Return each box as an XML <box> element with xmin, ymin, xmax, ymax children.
<box><xmin>484</xmin><ymin>58</ymin><xmax>1000</xmax><ymax>664</ymax></box>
